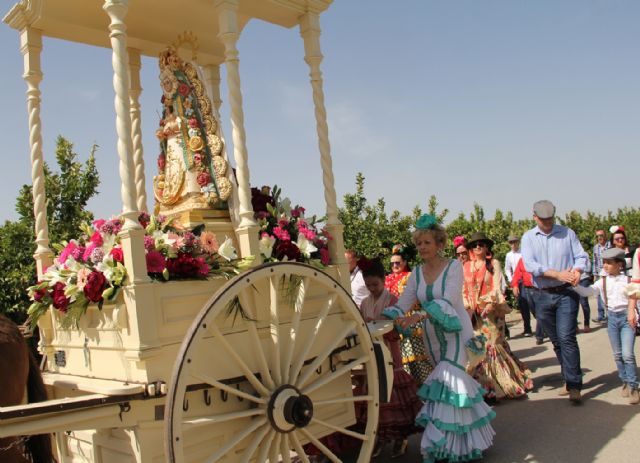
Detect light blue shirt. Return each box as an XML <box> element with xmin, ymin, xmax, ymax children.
<box><xmin>521</xmin><ymin>224</ymin><xmax>589</xmax><ymax>289</ymax></box>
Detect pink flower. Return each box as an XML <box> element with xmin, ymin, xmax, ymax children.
<box><xmin>196</xmin><ymin>171</ymin><xmax>211</xmax><ymax>187</ymax></box>
<box><xmin>138</xmin><ymin>212</ymin><xmax>151</xmax><ymax>228</ymax></box>
<box><xmin>319</xmin><ymin>248</ymin><xmax>331</xmax><ymax>265</ymax></box>
<box><xmin>178</xmin><ymin>83</ymin><xmax>191</xmax><ymax>96</ymax></box>
<box><xmin>273</xmin><ymin>226</ymin><xmax>290</xmax><ymax>242</ymax></box>
<box><xmin>291</xmin><ymin>207</ymin><xmax>305</xmax><ymax>218</ymax></box>
<box><xmin>146</xmin><ymin>251</ymin><xmax>166</xmax><ymax>273</ymax></box>
<box><xmin>83</xmin><ymin>242</ymin><xmax>97</xmax><ymax>262</ymax></box>
<box><xmin>92</xmin><ymin>219</ymin><xmax>106</xmax><ymax>231</ymax></box>
<box><xmin>188</xmin><ymin>118</ymin><xmax>199</xmax><ymax>128</ymax></box>
<box><xmin>110</xmin><ymin>247</ymin><xmax>124</xmax><ymax>264</ymax></box>
<box><xmin>200</xmin><ymin>231</ymin><xmax>219</xmax><ymax>253</ymax></box>
<box><xmin>144</xmin><ymin>235</ymin><xmax>156</xmax><ymax>252</ymax></box>
<box><xmin>57</xmin><ymin>241</ymin><xmax>78</xmax><ymax>266</ymax></box>
<box><xmin>76</xmin><ymin>268</ymin><xmax>91</xmax><ymax>290</ymax></box>
<box><xmin>71</xmin><ymin>246</ymin><xmax>86</xmax><ymax>262</ymax></box>
<box><xmin>157</xmin><ymin>154</ymin><xmax>166</xmax><ymax>171</ymax></box>
<box><xmin>90</xmin><ymin>231</ymin><xmax>103</xmax><ymax>247</ymax></box>
<box><xmin>195</xmin><ymin>257</ymin><xmax>210</xmax><ymax>276</ymax></box>
<box><xmin>193</xmin><ymin>153</ymin><xmax>202</xmax><ymax>164</ymax></box>
<box><xmin>278</xmin><ymin>217</ymin><xmax>290</xmax><ymax>228</ymax></box>
<box><xmin>298</xmin><ymin>225</ymin><xmax>316</xmax><ymax>241</ymax></box>
<box><xmin>90</xmin><ymin>247</ymin><xmax>105</xmax><ymax>264</ymax></box>
<box><xmin>453</xmin><ymin>235</ymin><xmax>467</xmax><ymax>248</ymax></box>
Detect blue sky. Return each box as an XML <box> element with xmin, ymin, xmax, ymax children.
<box><xmin>1</xmin><ymin>0</ymin><xmax>638</xmax><ymax>225</ymax></box>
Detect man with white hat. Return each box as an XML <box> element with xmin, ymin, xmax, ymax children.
<box><xmin>521</xmin><ymin>200</ymin><xmax>589</xmax><ymax>404</ymax></box>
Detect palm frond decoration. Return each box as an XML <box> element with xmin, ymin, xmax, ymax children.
<box><xmin>224</xmin><ymin>295</ymin><xmax>256</xmax><ymax>325</ymax></box>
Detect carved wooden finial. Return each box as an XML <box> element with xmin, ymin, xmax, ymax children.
<box><xmin>172</xmin><ymin>31</ymin><xmax>199</xmax><ymax>62</ymax></box>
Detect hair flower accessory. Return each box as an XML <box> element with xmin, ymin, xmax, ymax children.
<box><xmin>415</xmin><ymin>214</ymin><xmax>438</xmax><ymax>230</ymax></box>
<box><xmin>453</xmin><ymin>235</ymin><xmax>467</xmax><ymax>248</ymax></box>
<box><xmin>609</xmin><ymin>225</ymin><xmax>624</xmax><ymax>234</ymax></box>
<box><xmin>391</xmin><ymin>244</ymin><xmax>405</xmax><ymax>254</ymax></box>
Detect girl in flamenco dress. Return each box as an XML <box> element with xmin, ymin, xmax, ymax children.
<box><xmin>383</xmin><ymin>215</ymin><xmax>495</xmax><ymax>462</ymax></box>
<box><xmin>357</xmin><ymin>257</ymin><xmax>423</xmax><ymax>459</ymax></box>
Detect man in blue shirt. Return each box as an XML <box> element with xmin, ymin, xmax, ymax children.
<box><xmin>521</xmin><ymin>200</ymin><xmax>589</xmax><ymax>404</ymax></box>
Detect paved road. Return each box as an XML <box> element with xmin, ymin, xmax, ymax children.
<box><xmin>374</xmin><ymin>307</ymin><xmax>640</xmax><ymax>463</ymax></box>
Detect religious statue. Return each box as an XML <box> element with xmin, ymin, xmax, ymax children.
<box><xmin>153</xmin><ymin>45</ymin><xmax>231</xmax><ymax>214</ymax></box>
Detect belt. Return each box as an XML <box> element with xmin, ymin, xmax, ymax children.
<box><xmin>532</xmin><ymin>284</ymin><xmax>571</xmax><ymax>293</ymax></box>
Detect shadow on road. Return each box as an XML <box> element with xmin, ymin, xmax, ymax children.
<box><xmin>484</xmin><ymin>396</ymin><xmax>637</xmax><ymax>462</ymax></box>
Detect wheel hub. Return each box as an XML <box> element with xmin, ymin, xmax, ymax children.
<box><xmin>267</xmin><ymin>385</ymin><xmax>314</xmax><ymax>433</ymax></box>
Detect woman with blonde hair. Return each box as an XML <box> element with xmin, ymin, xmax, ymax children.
<box><xmin>383</xmin><ymin>215</ymin><xmax>495</xmax><ymax>462</ymax></box>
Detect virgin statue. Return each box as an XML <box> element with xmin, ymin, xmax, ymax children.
<box><xmin>153</xmin><ymin>46</ymin><xmax>231</xmax><ymax>214</ymax></box>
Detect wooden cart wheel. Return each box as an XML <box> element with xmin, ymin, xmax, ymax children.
<box><xmin>165</xmin><ymin>262</ymin><xmax>380</xmax><ymax>463</ymax></box>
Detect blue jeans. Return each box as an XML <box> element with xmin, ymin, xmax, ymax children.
<box><xmin>607</xmin><ymin>310</ymin><xmax>638</xmax><ymax>390</ymax></box>
<box><xmin>578</xmin><ymin>278</ymin><xmax>592</xmax><ymax>327</ymax></box>
<box><xmin>522</xmin><ymin>286</ymin><xmax>545</xmax><ymax>339</ymax></box>
<box><xmin>529</xmin><ymin>287</ymin><xmax>582</xmax><ymax>390</ymax></box>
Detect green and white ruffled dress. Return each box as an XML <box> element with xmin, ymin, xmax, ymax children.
<box><xmin>383</xmin><ymin>259</ymin><xmax>495</xmax><ymax>462</ymax></box>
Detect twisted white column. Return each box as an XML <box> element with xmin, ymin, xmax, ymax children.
<box><xmin>216</xmin><ymin>0</ymin><xmax>257</xmax><ymax>231</ymax></box>
<box><xmin>20</xmin><ymin>27</ymin><xmax>52</xmax><ymax>277</ymax></box>
<box><xmin>300</xmin><ymin>13</ymin><xmax>347</xmax><ymax>281</ymax></box>
<box><xmin>128</xmin><ymin>48</ymin><xmax>148</xmax><ymax>213</ymax></box>
<box><xmin>202</xmin><ymin>64</ymin><xmax>223</xmax><ymax>119</ymax></box>
<box><xmin>299</xmin><ymin>13</ymin><xmax>339</xmax><ymax>228</ymax></box>
<box><xmin>103</xmin><ymin>0</ymin><xmax>140</xmax><ymax>231</ymax></box>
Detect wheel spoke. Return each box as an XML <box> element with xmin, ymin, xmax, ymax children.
<box><xmin>208</xmin><ymin>323</ymin><xmax>270</xmax><ymax>397</ymax></box>
<box><xmin>188</xmin><ymin>371</ymin><xmax>266</xmax><ymax>404</ymax></box>
<box><xmin>284</xmin><ymin>276</ymin><xmax>308</xmax><ymax>383</ymax></box>
<box><xmin>256</xmin><ymin>429</ymin><xmax>275</xmax><ymax>463</ymax></box>
<box><xmin>238</xmin><ymin>292</ymin><xmax>276</xmax><ymax>390</ymax></box>
<box><xmin>310</xmin><ymin>417</ymin><xmax>369</xmax><ymax>441</ymax></box>
<box><xmin>183</xmin><ymin>408</ymin><xmax>264</xmax><ymax>429</ymax></box>
<box><xmin>204</xmin><ymin>417</ymin><xmax>266</xmax><ymax>463</ymax></box>
<box><xmin>298</xmin><ymin>428</ymin><xmax>341</xmax><ymax>463</ymax></box>
<box><xmin>289</xmin><ymin>293</ymin><xmax>337</xmax><ymax>383</ymax></box>
<box><xmin>280</xmin><ymin>434</ymin><xmax>292</xmax><ymax>463</ymax></box>
<box><xmin>295</xmin><ymin>320</ymin><xmax>356</xmax><ymax>388</ymax></box>
<box><xmin>269</xmin><ymin>275</ymin><xmax>282</xmax><ymax>385</ymax></box>
<box><xmin>269</xmin><ymin>432</ymin><xmax>281</xmax><ymax>462</ymax></box>
<box><xmin>239</xmin><ymin>422</ymin><xmax>271</xmax><ymax>463</ymax></box>
<box><xmin>290</xmin><ymin>432</ymin><xmax>311</xmax><ymax>463</ymax></box>
<box><xmin>314</xmin><ymin>395</ymin><xmax>373</xmax><ymax>406</ymax></box>
<box><xmin>302</xmin><ymin>355</ymin><xmax>369</xmax><ymax>394</ymax></box>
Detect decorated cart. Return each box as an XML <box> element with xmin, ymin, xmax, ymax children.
<box><xmin>0</xmin><ymin>1</ymin><xmax>393</xmax><ymax>462</ymax></box>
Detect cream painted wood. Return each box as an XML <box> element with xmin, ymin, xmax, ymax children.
<box><xmin>128</xmin><ymin>47</ymin><xmax>148</xmax><ymax>213</ymax></box>
<box><xmin>299</xmin><ymin>12</ymin><xmax>349</xmax><ymax>290</ymax></box>
<box><xmin>202</xmin><ymin>64</ymin><xmax>223</xmax><ymax>118</ymax></box>
<box><xmin>216</xmin><ymin>0</ymin><xmax>260</xmax><ymax>261</ymax></box>
<box><xmin>19</xmin><ymin>26</ymin><xmax>53</xmax><ymax>277</ymax></box>
<box><xmin>166</xmin><ymin>263</ymin><xmax>378</xmax><ymax>463</ymax></box>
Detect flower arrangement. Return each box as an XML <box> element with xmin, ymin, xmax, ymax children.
<box><xmin>27</xmin><ymin>212</ymin><xmax>251</xmax><ymax>329</ymax></box>
<box><xmin>251</xmin><ymin>185</ymin><xmax>332</xmax><ymax>267</ymax></box>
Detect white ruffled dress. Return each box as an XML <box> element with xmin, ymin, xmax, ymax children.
<box><xmin>383</xmin><ymin>259</ymin><xmax>495</xmax><ymax>462</ymax></box>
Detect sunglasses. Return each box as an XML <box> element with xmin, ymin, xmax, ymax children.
<box><xmin>614</xmin><ymin>237</ymin><xmax>626</xmax><ymax>242</ymax></box>
<box><xmin>390</xmin><ymin>261</ymin><xmax>403</xmax><ymax>266</ymax></box>
<box><xmin>472</xmin><ymin>242</ymin><xmax>487</xmax><ymax>248</ymax></box>
<box><xmin>456</xmin><ymin>252</ymin><xmax>468</xmax><ymax>256</ymax></box>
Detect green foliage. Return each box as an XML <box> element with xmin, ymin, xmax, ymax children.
<box><xmin>339</xmin><ymin>172</ymin><xmax>640</xmax><ymax>274</ymax></box>
<box><xmin>0</xmin><ymin>136</ymin><xmax>100</xmax><ymax>323</ymax></box>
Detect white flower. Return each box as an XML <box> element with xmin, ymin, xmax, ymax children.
<box><xmin>218</xmin><ymin>236</ymin><xmax>237</xmax><ymax>261</ymax></box>
<box><xmin>279</xmin><ymin>197</ymin><xmax>292</xmax><ymax>216</ymax></box>
<box><xmin>259</xmin><ymin>234</ymin><xmax>276</xmax><ymax>259</ymax></box>
<box><xmin>295</xmin><ymin>234</ymin><xmax>317</xmax><ymax>258</ymax></box>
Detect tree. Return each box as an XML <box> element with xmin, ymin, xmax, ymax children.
<box><xmin>0</xmin><ymin>136</ymin><xmax>100</xmax><ymax>323</ymax></box>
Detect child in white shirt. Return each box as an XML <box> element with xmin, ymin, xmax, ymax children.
<box><xmin>575</xmin><ymin>248</ymin><xmax>638</xmax><ymax>404</ymax></box>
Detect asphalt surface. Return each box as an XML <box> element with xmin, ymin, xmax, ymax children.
<box><xmin>373</xmin><ymin>301</ymin><xmax>640</xmax><ymax>463</ymax></box>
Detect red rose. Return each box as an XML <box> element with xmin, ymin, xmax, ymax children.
<box><xmin>319</xmin><ymin>247</ymin><xmax>331</xmax><ymax>265</ymax></box>
<box><xmin>196</xmin><ymin>171</ymin><xmax>211</xmax><ymax>187</ymax></box>
<box><xmin>188</xmin><ymin>118</ymin><xmax>199</xmax><ymax>128</ymax></box>
<box><xmin>110</xmin><ymin>247</ymin><xmax>124</xmax><ymax>264</ymax></box>
<box><xmin>275</xmin><ymin>241</ymin><xmax>301</xmax><ymax>262</ymax></box>
<box><xmin>90</xmin><ymin>231</ymin><xmax>103</xmax><ymax>247</ymax></box>
<box><xmin>158</xmin><ymin>154</ymin><xmax>166</xmax><ymax>171</ymax></box>
<box><xmin>178</xmin><ymin>83</ymin><xmax>190</xmax><ymax>96</ymax></box>
<box><xmin>193</xmin><ymin>153</ymin><xmax>202</xmax><ymax>165</ymax></box>
<box><xmin>33</xmin><ymin>282</ymin><xmax>48</xmax><ymax>302</ymax></box>
<box><xmin>52</xmin><ymin>282</ymin><xmax>70</xmax><ymax>313</ymax></box>
<box><xmin>83</xmin><ymin>271</ymin><xmax>107</xmax><ymax>303</ymax></box>
<box><xmin>166</xmin><ymin>252</ymin><xmax>202</xmax><ymax>278</ymax></box>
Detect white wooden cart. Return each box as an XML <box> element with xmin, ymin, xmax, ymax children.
<box><xmin>0</xmin><ymin>1</ymin><xmax>393</xmax><ymax>462</ymax></box>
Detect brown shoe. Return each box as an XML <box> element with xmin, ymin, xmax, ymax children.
<box><xmin>558</xmin><ymin>387</ymin><xmax>570</xmax><ymax>396</ymax></box>
<box><xmin>630</xmin><ymin>389</ymin><xmax>640</xmax><ymax>405</ymax></box>
<box><xmin>569</xmin><ymin>389</ymin><xmax>582</xmax><ymax>404</ymax></box>
<box><xmin>622</xmin><ymin>383</ymin><xmax>630</xmax><ymax>398</ymax></box>
<box><xmin>580</xmin><ymin>326</ymin><xmax>592</xmax><ymax>333</ymax></box>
